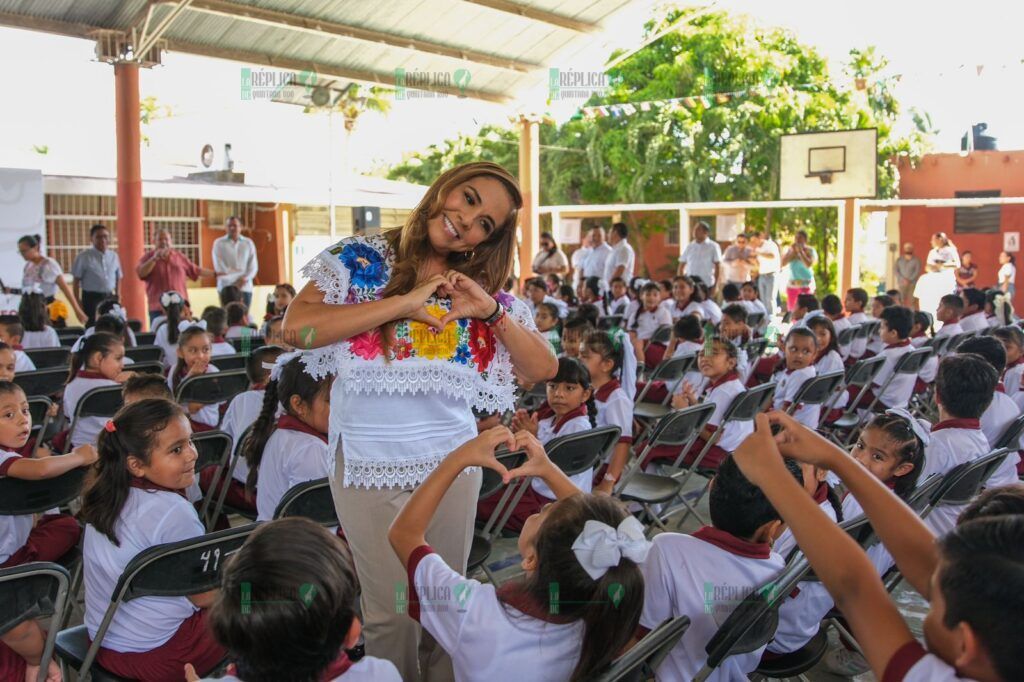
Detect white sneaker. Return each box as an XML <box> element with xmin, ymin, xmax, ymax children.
<box><xmin>823</xmin><ymin>647</ymin><xmax>870</xmax><ymax>677</ymax></box>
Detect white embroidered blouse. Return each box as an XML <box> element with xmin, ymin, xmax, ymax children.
<box><xmin>301</xmin><ymin>234</ymin><xmax>535</xmax><ymax>489</ymax></box>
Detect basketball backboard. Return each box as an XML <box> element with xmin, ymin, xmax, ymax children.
<box><xmin>779</xmin><ymin>128</ymin><xmax>878</xmax><ymax>200</ymax></box>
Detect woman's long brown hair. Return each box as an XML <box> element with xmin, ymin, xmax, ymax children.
<box><xmin>378</xmin><ymin>161</ymin><xmax>522</xmax><ymax>352</ymax></box>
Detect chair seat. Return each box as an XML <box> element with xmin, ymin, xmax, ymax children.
<box><xmin>55</xmin><ymin>625</ymin><xmax>133</xmax><ymax>681</ymax></box>
<box><xmin>618</xmin><ymin>473</ymin><xmax>683</xmax><ymax>504</ymax></box>
<box><xmin>220</xmin><ymin>504</ymin><xmax>257</xmax><ymax>521</ymax></box>
<box><xmin>467</xmin><ymin>534</ymin><xmax>492</xmax><ymax>573</ymax></box>
<box><xmin>755</xmin><ymin>628</ymin><xmax>829</xmax><ymax>677</ymax></box>
<box><xmin>830</xmin><ymin>413</ymin><xmax>859</xmax><ymax>429</ymax></box>
<box><xmin>634</xmin><ymin>403</ymin><xmax>672</xmax><ymax>420</ymax></box>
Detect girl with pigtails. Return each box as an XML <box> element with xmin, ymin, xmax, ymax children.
<box><xmin>283</xmin><ymin>162</ymin><xmax>557</xmax><ymax>680</ymax></box>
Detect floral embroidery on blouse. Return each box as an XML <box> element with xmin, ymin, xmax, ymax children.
<box><xmin>339</xmin><ymin>242</ymin><xmax>387</xmax><ymax>290</ymax></box>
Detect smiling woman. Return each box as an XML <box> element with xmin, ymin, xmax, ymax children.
<box><xmin>282</xmin><ymin>161</ymin><xmax>558</xmax><ymax>681</ymax></box>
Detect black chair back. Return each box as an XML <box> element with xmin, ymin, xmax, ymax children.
<box><xmin>893</xmin><ymin>347</ymin><xmax>931</xmax><ymax>376</ymax></box>
<box><xmin>993</xmin><ymin>413</ymin><xmax>1024</xmax><ymax>450</ymax></box>
<box><xmin>127</xmin><ymin>319</ymin><xmax>142</xmax><ymax>333</ymax></box>
<box><xmin>125</xmin><ymin>345</ymin><xmax>164</xmax><ymax>364</ymax></box>
<box><xmin>852</xmin><ymin>324</ymin><xmax>871</xmax><ymax>342</ymax></box>
<box><xmin>74</xmin><ymin>385</ymin><xmax>124</xmax><ymax>420</ymax></box>
<box><xmin>650</xmin><ymin>325</ymin><xmax>672</xmax><ymax>345</ymax></box>
<box><xmin>790</xmin><ymin>371</ymin><xmax>844</xmax><ymax>406</ymax></box>
<box><xmin>723</xmin><ymin>382</ymin><xmax>776</xmax><ymax>422</ymax></box>
<box><xmin>135</xmin><ymin>331</ymin><xmax>156</xmax><ymax>346</ymax></box>
<box><xmin>57</xmin><ymin>333</ymin><xmax>79</xmax><ymax>347</ymax></box>
<box><xmin>273</xmin><ymin>478</ymin><xmax>338</xmax><ymax>526</ymax></box>
<box><xmin>0</xmin><ymin>467</ymin><xmax>86</xmax><ymax>515</ymax></box>
<box><xmin>930</xmin><ymin>448</ymin><xmax>1011</xmax><ymax>508</ymax></box>
<box><xmin>0</xmin><ymin>562</ymin><xmax>70</xmax><ymax>680</ymax></box>
<box><xmin>193</xmin><ymin>430</ymin><xmax>232</xmax><ymax>474</ymax></box>
<box><xmin>836</xmin><ymin>326</ymin><xmax>856</xmax><ymax>347</ymax></box>
<box><xmin>595</xmin><ymin>616</ymin><xmax>691</xmax><ymax>682</ymax></box>
<box><xmin>545</xmin><ymin>426</ymin><xmax>620</xmax><ymax>478</ymax></box>
<box><xmin>518</xmin><ymin>381</ymin><xmax>547</xmax><ymax>411</ymax></box>
<box><xmin>24</xmin><ymin>347</ymin><xmax>70</xmax><ymax>369</ymax></box>
<box><xmin>599</xmin><ymin>315</ymin><xmax>624</xmax><ymax>331</ymax></box>
<box><xmin>843</xmin><ymin>355</ymin><xmax>885</xmax><ymax>386</ymax></box>
<box><xmin>14</xmin><ymin>367</ymin><xmax>68</xmax><ymax>398</ymax></box>
<box><xmin>130</xmin><ymin>361</ymin><xmax>164</xmax><ymax>374</ymax></box>
<box><xmin>479</xmin><ymin>450</ymin><xmax>528</xmax><ymax>501</ymax></box>
<box><xmin>747</xmin><ymin>312</ymin><xmax>765</xmax><ymax>328</ymax></box>
<box><xmin>175</xmin><ymin>369</ymin><xmax>249</xmax><ymax>405</ymax></box>
<box><xmin>649</xmin><ymin>403</ymin><xmax>717</xmax><ymax>448</ymax></box>
<box><xmin>903</xmin><ymin>473</ymin><xmax>945</xmax><ymax>515</ymax></box>
<box><xmin>211</xmin><ymin>353</ymin><xmax>249</xmax><ymax>371</ymax></box>
<box><xmin>646</xmin><ymin>354</ymin><xmax>695</xmax><ymax>387</ymax></box>
<box><xmin>743</xmin><ymin>339</ymin><xmax>768</xmax><ymax>359</ymax></box>
<box><xmin>28</xmin><ymin>396</ymin><xmax>53</xmax><ymax>452</ymax></box>
<box><xmin>946</xmin><ymin>332</ymin><xmax>972</xmax><ymax>352</ymax></box>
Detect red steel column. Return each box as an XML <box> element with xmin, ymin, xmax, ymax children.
<box><xmin>114</xmin><ymin>62</ymin><xmax>147</xmax><ymax>326</ymax></box>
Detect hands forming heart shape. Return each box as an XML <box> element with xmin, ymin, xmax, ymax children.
<box><xmin>404</xmin><ymin>270</ymin><xmax>497</xmax><ymax>331</ymax></box>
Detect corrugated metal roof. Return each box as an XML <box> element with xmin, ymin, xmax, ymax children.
<box><xmin>0</xmin><ymin>0</ymin><xmax>650</xmax><ymax>104</ymax></box>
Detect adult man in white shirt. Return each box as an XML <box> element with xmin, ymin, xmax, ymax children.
<box><xmin>212</xmin><ymin>215</ymin><xmax>259</xmax><ymax>308</ymax></box>
<box><xmin>678</xmin><ymin>221</ymin><xmax>721</xmax><ymax>288</ymax></box>
<box><xmin>581</xmin><ymin>226</ymin><xmax>613</xmax><ymax>286</ymax></box>
<box><xmin>570</xmin><ymin>231</ymin><xmax>593</xmax><ymax>291</ymax></box>
<box><xmin>604</xmin><ymin>222</ymin><xmax>636</xmax><ymax>287</ymax></box>
<box><xmin>750</xmin><ymin>230</ymin><xmax>781</xmax><ymax>316</ymax></box>
<box><xmin>720</xmin><ymin>233</ymin><xmax>755</xmax><ymax>287</ymax></box>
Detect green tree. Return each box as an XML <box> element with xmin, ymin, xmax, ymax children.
<box><xmin>139</xmin><ymin>95</ymin><xmax>173</xmax><ymax>147</ymax></box>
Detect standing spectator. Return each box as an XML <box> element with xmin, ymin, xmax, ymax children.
<box><xmin>927</xmin><ymin>232</ymin><xmax>961</xmax><ymax>272</ymax></box>
<box><xmin>604</xmin><ymin>222</ymin><xmax>636</xmax><ymax>286</ymax></box>
<box><xmin>998</xmin><ymin>251</ymin><xmax>1016</xmax><ymax>298</ymax></box>
<box><xmin>750</xmin><ymin>230</ymin><xmax>781</xmax><ymax>316</ymax></box>
<box><xmin>581</xmin><ymin>226</ymin><xmax>612</xmax><ymax>288</ymax></box>
<box><xmin>136</xmin><ymin>229</ymin><xmax>216</xmax><ymax>325</ymax></box>
<box><xmin>782</xmin><ymin>230</ymin><xmax>817</xmax><ymax>312</ymax></box>
<box><xmin>530</xmin><ymin>231</ymin><xmax>568</xmax><ymax>276</ymax></box>
<box><xmin>570</xmin><ymin>231</ymin><xmax>593</xmax><ymax>292</ymax></box>
<box><xmin>212</xmin><ymin>215</ymin><xmax>259</xmax><ymax>309</ymax></box>
<box><xmin>678</xmin><ymin>221</ymin><xmax>721</xmax><ymax>288</ymax></box>
<box><xmin>954</xmin><ymin>250</ymin><xmax>978</xmax><ymax>292</ymax></box>
<box><xmin>17</xmin><ymin>234</ymin><xmax>87</xmax><ymax>323</ymax></box>
<box><xmin>894</xmin><ymin>242</ymin><xmax>922</xmax><ymax>309</ymax></box>
<box><xmin>720</xmin><ymin>233</ymin><xmax>756</xmax><ymax>287</ymax></box>
<box><xmin>71</xmin><ymin>224</ymin><xmax>123</xmax><ymax>325</ymax></box>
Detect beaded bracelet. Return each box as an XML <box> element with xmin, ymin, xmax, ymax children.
<box><xmin>482</xmin><ymin>298</ymin><xmax>506</xmax><ymax>327</ymax></box>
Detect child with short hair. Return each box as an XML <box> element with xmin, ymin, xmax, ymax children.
<box><xmin>193</xmin><ymin>517</ymin><xmax>400</xmax><ymax>682</ymax></box>
<box><xmin>0</xmin><ymin>317</ymin><xmax>35</xmax><ymax>372</ymax></box>
<box><xmin>64</xmin><ymin>332</ymin><xmax>132</xmax><ymax>449</ymax></box>
<box><xmin>560</xmin><ymin>315</ymin><xmax>594</xmax><ymax>359</ymax></box>
<box><xmin>844</xmin><ymin>287</ymin><xmax>870</xmax><ymax>359</ymax></box>
<box><xmin>167</xmin><ymin>324</ymin><xmax>222</xmax><ymax>431</ymax></box>
<box><xmin>772</xmin><ymin>327</ymin><xmax>820</xmax><ymax>428</ymax></box>
<box><xmin>609</xmin><ymin>276</ymin><xmax>630</xmax><ymax>314</ymax></box>
<box><xmin>993</xmin><ymin>325</ymin><xmax>1024</xmax><ymax>399</ymax></box>
<box><xmin>390</xmin><ymin>428</ymin><xmax>646</xmax><ymax>682</ymax></box>
<box><xmin>740</xmin><ymin>281</ymin><xmax>768</xmax><ymax>318</ymax></box>
<box><xmin>534</xmin><ymin>300</ymin><xmax>562</xmax><ymax>355</ymax></box>
<box><xmin>525</xmin><ymin>277</ymin><xmax>568</xmax><ymax>319</ymax></box>
<box><xmin>0</xmin><ymin>381</ymin><xmax>94</xmax><ymax>569</ymax></box>
<box><xmin>17</xmin><ymin>290</ymin><xmax>60</xmax><ymax>349</ymax></box>
<box><xmin>640</xmin><ymin>454</ymin><xmax>786</xmax><ymax>680</ymax></box>
<box><xmin>224</xmin><ymin>302</ymin><xmax>251</xmax><ymax>340</ymax></box>
<box><xmin>202</xmin><ymin>307</ymin><xmax>235</xmax><ymax>356</ymax></box>
<box><xmin>865</xmin><ymin>294</ymin><xmax>895</xmax><ymax>355</ymax></box>
<box><xmin>627</xmin><ymin>282</ymin><xmax>673</xmax><ymax>362</ymax></box>
<box><xmin>910</xmin><ymin>310</ymin><xmax>933</xmax><ymax>347</ymax></box>
<box><xmin>735</xmin><ymin>411</ymin><xmax>1024</xmax><ymax>682</ymax></box>
<box><xmin>242</xmin><ymin>353</ymin><xmax>333</xmax><ymax>521</ymax></box>
<box><xmin>578</xmin><ymin>332</ymin><xmax>634</xmax><ymax>494</ymax></box>
<box><xmin>0</xmin><ymin>343</ymin><xmax>17</xmax><ymax>381</ymax></box>
<box><xmin>959</xmin><ymin>287</ymin><xmax>988</xmax><ymax>332</ymax></box>
<box><xmin>934</xmin><ymin>293</ymin><xmax>965</xmax><ymax>339</ymax></box>
<box><xmin>580</xmin><ymin>277</ymin><xmax>608</xmax><ymax>316</ymax></box>
<box><xmin>80</xmin><ymin>399</ymin><xmax>224</xmax><ymax>680</ymax></box>
<box><xmin>122</xmin><ymin>372</ymin><xmax>173</xmax><ymax>403</ymax></box>
<box><xmin>720</xmin><ymin>303</ymin><xmax>752</xmax><ymax>381</ymax></box>
<box><xmin>791</xmin><ymin>293</ymin><xmax>820</xmax><ymax>326</ymax></box>
<box><xmin>854</xmin><ymin>305</ymin><xmax>916</xmax><ymax>410</ymax></box>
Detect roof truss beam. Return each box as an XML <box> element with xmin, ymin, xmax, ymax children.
<box><xmin>461</xmin><ymin>0</ymin><xmax>599</xmax><ymax>33</ymax></box>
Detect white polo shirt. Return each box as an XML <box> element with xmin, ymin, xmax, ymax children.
<box><xmin>200</xmin><ymin>657</ymin><xmax>401</xmax><ymax>682</ymax></box>
<box><xmin>532</xmin><ymin>408</ymin><xmax>593</xmax><ymax>498</ymax></box>
<box><xmin>629</xmin><ymin>305</ymin><xmax>673</xmax><ymax>341</ymax></box>
<box><xmin>167</xmin><ymin>362</ymin><xmax>222</xmax><ymax>427</ymax></box>
<box><xmin>934</xmin><ymin>320</ymin><xmax>962</xmax><ymax>339</ymax></box>
<box><xmin>595</xmin><ymin>380</ymin><xmax>634</xmax><ymax>466</ymax></box>
<box><xmin>872</xmin><ymin>341</ymin><xmax>916</xmax><ymax>409</ymax></box>
<box><xmin>773</xmin><ymin>366</ymin><xmax>819</xmax><ymax>428</ymax></box>
<box><xmin>0</xmin><ymin>451</ymin><xmax>33</xmax><ymax>564</ymax></box>
<box><xmin>212</xmin><ymin>235</ymin><xmax>258</xmax><ymax>293</ymax></box>
<box><xmin>63</xmin><ymin>372</ymin><xmax>120</xmax><ymax>448</ymax></box>
<box><xmin>410</xmin><ymin>546</ymin><xmax>585</xmax><ymax>682</ymax></box>
<box><xmin>680</xmin><ymin>240</ymin><xmax>722</xmax><ymax>286</ymax></box>
<box><xmin>921</xmin><ymin>420</ymin><xmax>989</xmax><ymax>537</ymax></box>
<box><xmin>641</xmin><ymin>527</ymin><xmax>785</xmax><ymax>682</ymax></box>
<box><xmin>255</xmin><ymin>418</ymin><xmax>331</xmax><ymax>522</ymax></box>
<box><xmin>882</xmin><ymin>640</ymin><xmax>981</xmax><ymax>682</ymax></box>
<box><xmin>609</xmin><ymin>295</ymin><xmax>631</xmax><ymax>315</ymax></box>
<box><xmin>83</xmin><ymin>486</ymin><xmax>204</xmax><ymax>652</ymax></box>
<box><xmin>672</xmin><ymin>339</ymin><xmax>703</xmax><ymax>360</ymax></box>
<box><xmin>847</xmin><ymin>312</ymin><xmax>868</xmax><ymax>359</ymax></box>
<box><xmin>582</xmin><ymin>242</ymin><xmax>612</xmax><ymax>279</ymax></box>
<box><xmin>700</xmin><ymin>300</ymin><xmax>723</xmax><ymax>326</ymax></box>
<box><xmin>211</xmin><ymin>340</ymin><xmax>235</xmax><ymax>357</ymax></box>
<box><xmin>696</xmin><ymin>373</ymin><xmax>752</xmax><ymax>452</ymax></box>
<box><xmin>662</xmin><ymin>299</ymin><xmax>704</xmax><ymax>320</ymax></box>
<box><xmin>1004</xmin><ymin>357</ymin><xmax>1024</xmax><ymax>396</ymax></box>
<box><xmin>980</xmin><ymin>390</ymin><xmax>1021</xmax><ymax>488</ymax></box>
<box><xmin>959</xmin><ymin>311</ymin><xmax>987</xmax><ymax>333</ymax></box>
<box><xmin>604</xmin><ymin>239</ymin><xmax>636</xmax><ymax>284</ymax></box>
<box><xmin>21</xmin><ymin>327</ymin><xmax>60</xmax><ymax>349</ymax></box>
<box><xmin>13</xmin><ymin>349</ymin><xmax>35</xmax><ymax>373</ymax></box>
<box><xmin>221</xmin><ymin>388</ymin><xmax>266</xmax><ymax>483</ymax></box>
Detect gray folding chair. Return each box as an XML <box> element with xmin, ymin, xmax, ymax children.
<box><xmin>633</xmin><ymin>355</ymin><xmax>697</xmax><ymax>441</ymax></box>
<box><xmin>822</xmin><ymin>356</ymin><xmax>885</xmax><ymax>438</ymax></box>
<box><xmin>14</xmin><ymin>367</ymin><xmax>68</xmax><ymax>399</ymax></box>
<box><xmin>190</xmin><ymin>430</ymin><xmax>234</xmax><ymax>530</ymax></box>
<box><xmin>63</xmin><ymin>385</ymin><xmax>124</xmax><ymax>453</ymax></box>
<box><xmin>209</xmin><ymin>424</ymin><xmax>257</xmax><ymax>524</ymax></box>
<box><xmin>27</xmin><ymin>395</ymin><xmax>53</xmax><ymax>458</ymax></box>
<box><xmin>784</xmin><ymin>371</ymin><xmax>844</xmax><ymax>420</ymax></box>
<box><xmin>124</xmin><ymin>345</ymin><xmax>164</xmax><ymax>364</ymax></box>
<box><xmin>0</xmin><ymin>562</ymin><xmax>72</xmax><ymax>682</ymax></box>
<box><xmin>24</xmin><ymin>347</ymin><xmax>71</xmax><ymax>369</ymax></box>
<box><xmin>594</xmin><ymin>616</ymin><xmax>691</xmax><ymax>682</ymax></box>
<box><xmin>273</xmin><ymin>478</ymin><xmax>339</xmax><ymax>526</ymax></box>
<box><xmin>650</xmin><ymin>324</ymin><xmax>673</xmax><ymax>345</ymax></box>
<box><xmin>174</xmin><ymin>369</ymin><xmax>249</xmax><ymax>410</ymax></box>
<box><xmin>210</xmin><ymin>353</ymin><xmax>248</xmax><ymax>371</ymax></box>
<box><xmin>469</xmin><ymin>449</ymin><xmax>528</xmax><ymax>583</ymax></box>
<box><xmin>840</xmin><ymin>348</ymin><xmax>931</xmax><ymax>445</ymax></box>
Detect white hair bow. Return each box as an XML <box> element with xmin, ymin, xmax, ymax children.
<box><xmin>571</xmin><ymin>516</ymin><xmax>651</xmax><ymax>580</ymax></box>
<box><xmin>263</xmin><ymin>349</ymin><xmax>302</xmax><ymax>382</ymax></box>
<box><xmin>70</xmin><ymin>328</ymin><xmax>95</xmax><ymax>353</ymax></box>
<box><xmin>160</xmin><ymin>291</ymin><xmax>183</xmax><ymax>308</ymax></box>
<box><xmin>178</xmin><ymin>319</ymin><xmax>207</xmax><ymax>333</ymax></box>
<box><xmin>884</xmin><ymin>407</ymin><xmax>931</xmax><ymax>447</ymax></box>
<box><xmin>106</xmin><ymin>304</ymin><xmax>127</xmax><ymax>321</ymax></box>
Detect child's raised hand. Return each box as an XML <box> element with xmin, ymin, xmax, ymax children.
<box><xmin>452</xmin><ymin>425</ymin><xmax>516</xmax><ymax>480</ymax></box>
<box><xmin>766</xmin><ymin>410</ymin><xmax>841</xmax><ymax>468</ymax></box>
<box><xmin>72</xmin><ymin>443</ymin><xmax>99</xmax><ymax>467</ymax></box>
<box><xmin>731</xmin><ymin>413</ymin><xmax>789</xmax><ymax>488</ymax></box>
<box><xmin>506</xmin><ymin>430</ymin><xmax>554</xmax><ymax>480</ymax></box>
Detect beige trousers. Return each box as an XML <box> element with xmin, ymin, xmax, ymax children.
<box><xmin>332</xmin><ymin>450</ymin><xmax>481</xmax><ymax>682</ymax></box>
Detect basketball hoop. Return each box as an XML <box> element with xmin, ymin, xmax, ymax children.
<box><xmin>817</xmin><ymin>172</ymin><xmax>833</xmax><ymax>185</ymax></box>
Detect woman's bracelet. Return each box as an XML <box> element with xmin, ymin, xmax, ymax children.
<box><xmin>482</xmin><ymin>298</ymin><xmax>505</xmax><ymax>327</ymax></box>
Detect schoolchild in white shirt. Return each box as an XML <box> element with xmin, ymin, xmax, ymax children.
<box><xmin>0</xmin><ymin>317</ymin><xmax>35</xmax><ymax>373</ymax></box>
<box><xmin>80</xmin><ymin>399</ymin><xmax>225</xmax><ymax>680</ymax></box>
<box><xmin>559</xmin><ymin>314</ymin><xmax>594</xmax><ymax>360</ymax></box>
<box><xmin>224</xmin><ymin>301</ymin><xmax>251</xmax><ymax>340</ymax></box>
<box><xmin>843</xmin><ymin>288</ymin><xmax>870</xmax><ymax>360</ymax></box>
<box><xmin>956</xmin><ymin>337</ymin><xmax>1021</xmax><ymax>485</ymax></box>
<box><xmin>851</xmin><ymin>306</ymin><xmax>916</xmax><ymax>411</ymax></box>
<box><xmin>389</xmin><ymin>427</ymin><xmax>648</xmax><ymax>682</ymax></box>
<box><xmin>608</xmin><ymin>276</ymin><xmax>632</xmax><ymax>315</ymax></box>
<box><xmin>17</xmin><ymin>290</ymin><xmax>60</xmax><ymax>349</ymax></box>
<box><xmin>908</xmin><ymin>311</ymin><xmax>939</xmax><ymax>391</ymax></box>
<box><xmin>959</xmin><ymin>287</ymin><xmax>988</xmax><ymax>333</ymax></box>
<box><xmin>741</xmin><ymin>410</ymin><xmax>1023</xmax><ymax>682</ymax></box>
<box><xmin>627</xmin><ymin>282</ymin><xmax>673</xmax><ymax>363</ymax></box>
<box><xmin>806</xmin><ymin>316</ymin><xmax>845</xmax><ymax>376</ymax></box>
<box><xmin>243</xmin><ymin>353</ymin><xmax>333</xmax><ymax>522</ymax></box>
<box><xmin>481</xmin><ymin>357</ymin><xmax>596</xmax><ymax>531</ymax></box>
<box><xmin>660</xmin><ymin>275</ymin><xmax>706</xmax><ymax>320</ymax></box>
<box><xmin>865</xmin><ymin>294</ymin><xmax>895</xmax><ymax>356</ymax></box>
<box><xmin>719</xmin><ymin>303</ymin><xmax>753</xmax><ymax>383</ymax></box>
<box><xmin>193</xmin><ymin>518</ymin><xmax>400</xmax><ymax>682</ymax></box>
<box><xmin>772</xmin><ymin>327</ymin><xmax>820</xmax><ymax>428</ymax></box>
<box><xmin>63</xmin><ymin>332</ymin><xmax>133</xmax><ymax>449</ymax></box>
<box><xmin>934</xmin><ymin>294</ymin><xmax>965</xmax><ymax>342</ymax></box>
<box><xmin>740</xmin><ymin>281</ymin><xmax>768</xmax><ymax>319</ymax></box>
<box><xmin>525</xmin><ymin>277</ymin><xmax>568</xmax><ymax>319</ymax></box>
<box><xmin>167</xmin><ymin>324</ymin><xmax>223</xmax><ymax>431</ymax></box>
<box><xmin>153</xmin><ymin>291</ymin><xmax>190</xmax><ymax>368</ymax></box>
<box><xmin>640</xmin><ymin>454</ymin><xmax>788</xmax><ymax>681</ymax></box>
<box><xmin>201</xmin><ymin>307</ymin><xmax>237</xmax><ymax>357</ymax></box>
<box><xmin>819</xmin><ymin>294</ymin><xmax>850</xmax><ymax>356</ymax></box>
<box><xmin>993</xmin><ymin>326</ymin><xmax>1024</xmax><ymax>398</ymax></box>
<box><xmin>578</xmin><ymin>331</ymin><xmax>635</xmax><ymax>494</ymax></box>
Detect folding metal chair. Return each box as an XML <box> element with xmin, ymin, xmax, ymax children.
<box><xmin>469</xmin><ymin>449</ymin><xmax>528</xmax><ymax>584</ymax></box>
<box><xmin>743</xmin><ymin>338</ymin><xmax>768</xmax><ymax>360</ymax></box>
<box><xmin>633</xmin><ymin>355</ymin><xmax>696</xmax><ymax>437</ymax></box>
<box><xmin>134</xmin><ymin>331</ymin><xmax>156</xmax><ymax>346</ymax></box>
<box><xmin>0</xmin><ymin>562</ymin><xmax>71</xmax><ymax>682</ymax></box>
<box><xmin>693</xmin><ymin>554</ymin><xmax>812</xmax><ymax>682</ymax></box>
<box><xmin>190</xmin><ymin>430</ymin><xmax>234</xmax><ymax>531</ymax></box>
<box><xmin>174</xmin><ymin>369</ymin><xmax>249</xmax><ymax>408</ymax></box>
<box><xmin>670</xmin><ymin>382</ymin><xmax>777</xmax><ymax>528</ymax></box>
<box><xmin>650</xmin><ymin>325</ymin><xmax>673</xmax><ymax>346</ymax></box>
<box><xmin>55</xmin><ymin>524</ymin><xmax>257</xmax><ymax>680</ymax></box>
<box><xmin>63</xmin><ymin>385</ymin><xmax>124</xmax><ymax>453</ymax></box>
<box><xmin>594</xmin><ymin>616</ymin><xmax>691</xmax><ymax>682</ymax></box>
<box><xmin>920</xmin><ymin>448</ymin><xmax>1012</xmax><ymax>522</ymax></box>
<box><xmin>27</xmin><ymin>395</ymin><xmax>53</xmax><ymax>458</ymax></box>
<box><xmin>616</xmin><ymin>403</ymin><xmax>716</xmax><ymax>535</ymax></box>
<box><xmin>124</xmin><ymin>345</ymin><xmax>164</xmax><ymax>364</ymax></box>
<box><xmin>128</xmin><ymin>361</ymin><xmax>164</xmax><ymax>375</ymax></box>
<box><xmin>209</xmin><ymin>425</ymin><xmax>257</xmax><ymax>524</ymax></box>
<box><xmin>784</xmin><ymin>371</ymin><xmax>844</xmax><ymax>420</ymax></box>
<box><xmin>57</xmin><ymin>333</ymin><xmax>79</xmax><ymax>348</ymax></box>
<box><xmin>598</xmin><ymin>314</ymin><xmax>624</xmax><ymax>331</ymax></box>
<box><xmin>747</xmin><ymin>312</ymin><xmax>765</xmax><ymax>328</ymax></box>
<box><xmin>24</xmin><ymin>347</ymin><xmax>71</xmax><ymax>369</ymax></box>
<box><xmin>840</xmin><ymin>348</ymin><xmax>931</xmax><ymax>445</ymax></box>
<box><xmin>992</xmin><ymin>412</ymin><xmax>1024</xmax><ymax>451</ymax></box>
<box><xmin>210</xmin><ymin>353</ymin><xmax>248</xmax><ymax>371</ymax></box>
<box><xmin>126</xmin><ymin>319</ymin><xmax>142</xmax><ymax>334</ymax></box>
<box><xmin>516</xmin><ymin>381</ymin><xmax>547</xmax><ymax>411</ymax></box>
<box><xmin>835</xmin><ymin>326</ymin><xmax>856</xmax><ymax>351</ymax></box>
<box><xmin>945</xmin><ymin>331</ymin><xmax>973</xmax><ymax>353</ymax></box>
<box><xmin>273</xmin><ymin>478</ymin><xmax>339</xmax><ymax>526</ymax></box>
<box><xmin>822</xmin><ymin>356</ymin><xmax>886</xmax><ymax>438</ymax></box>
<box><xmin>14</xmin><ymin>367</ymin><xmax>69</xmax><ymax>399</ymax></box>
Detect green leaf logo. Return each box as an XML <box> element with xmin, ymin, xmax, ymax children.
<box><xmin>453</xmin><ymin>581</ymin><xmax>472</xmax><ymax>609</ymax></box>
<box><xmin>299</xmin><ymin>583</ymin><xmax>317</xmax><ymax>607</ymax></box>
<box><xmin>607</xmin><ymin>582</ymin><xmax>624</xmax><ymax>608</ymax></box>
<box><xmin>301</xmin><ymin>325</ymin><xmax>317</xmax><ymax>349</ymax></box>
